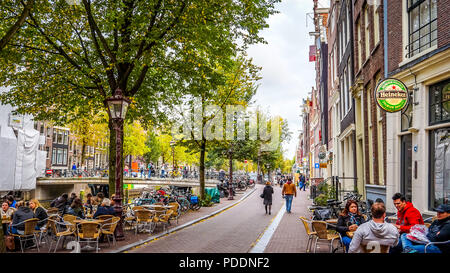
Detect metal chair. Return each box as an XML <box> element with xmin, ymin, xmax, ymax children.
<box><xmin>425</xmin><ymin>240</ymin><xmax>450</xmax><ymax>253</ymax></box>
<box><xmin>299</xmin><ymin>216</ymin><xmax>317</xmax><ymax>253</ymax></box>
<box><xmin>134</xmin><ymin>210</ymin><xmax>154</xmax><ymax>234</ymax></box>
<box><xmin>311</xmin><ymin>220</ymin><xmax>341</xmax><ymax>253</ymax></box>
<box><xmin>76</xmin><ymin>222</ymin><xmax>101</xmax><ymax>252</ymax></box>
<box><xmin>10</xmin><ymin>218</ymin><xmax>40</xmax><ymax>253</ymax></box>
<box><xmin>155</xmin><ymin>209</ymin><xmax>173</xmax><ymax>233</ymax></box>
<box><xmin>100</xmin><ymin>217</ymin><xmax>120</xmax><ymax>247</ymax></box>
<box><xmin>47</xmin><ymin>218</ymin><xmax>76</xmax><ymax>252</ymax></box>
<box><xmin>169</xmin><ymin>202</ymin><xmax>180</xmax><ymax>224</ymax></box>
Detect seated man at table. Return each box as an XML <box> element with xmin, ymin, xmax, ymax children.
<box><xmin>8</xmin><ymin>201</ymin><xmax>34</xmax><ymax>235</ymax></box>
<box><xmin>93</xmin><ymin>198</ymin><xmax>115</xmax><ymax>218</ymax></box>
<box><xmin>401</xmin><ymin>204</ymin><xmax>450</xmax><ymax>253</ymax></box>
<box><xmin>390</xmin><ymin>192</ymin><xmax>424</xmax><ymax>253</ymax></box>
<box><xmin>2</xmin><ymin>202</ymin><xmax>15</xmax><ymax>218</ymax></box>
<box><xmin>348</xmin><ymin>203</ymin><xmax>399</xmax><ymax>253</ymax></box>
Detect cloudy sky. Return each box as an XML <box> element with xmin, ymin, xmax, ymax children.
<box><xmin>246</xmin><ymin>0</ymin><xmax>326</xmax><ymax>160</ymax></box>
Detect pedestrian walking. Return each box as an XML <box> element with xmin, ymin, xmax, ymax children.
<box><xmin>282</xmin><ymin>178</ymin><xmax>297</xmax><ymax>213</ymax></box>
<box><xmin>260</xmin><ymin>181</ymin><xmax>274</xmax><ymax>215</ymax></box>
<box><xmin>300</xmin><ymin>174</ymin><xmax>306</xmax><ymax>191</ymax></box>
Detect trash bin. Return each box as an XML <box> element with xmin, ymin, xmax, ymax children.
<box><xmin>205</xmin><ymin>187</ymin><xmax>221</xmax><ymax>203</ymax></box>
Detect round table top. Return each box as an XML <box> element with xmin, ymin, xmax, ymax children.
<box><xmin>73</xmin><ymin>219</ymin><xmax>104</xmax><ymax>224</ymax></box>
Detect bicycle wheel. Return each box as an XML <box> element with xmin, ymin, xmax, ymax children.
<box><xmin>179</xmin><ymin>198</ymin><xmax>190</xmax><ymax>213</ymax></box>
<box><xmin>238</xmin><ymin>182</ymin><xmax>247</xmax><ymax>191</ymax></box>
<box><xmin>191</xmin><ymin>203</ymin><xmax>201</xmax><ymax>211</ymax></box>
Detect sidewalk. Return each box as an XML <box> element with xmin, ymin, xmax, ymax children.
<box><xmin>264</xmin><ymin>187</ymin><xmax>334</xmax><ymax>253</ymax></box>
<box><xmin>17</xmin><ymin>188</ymin><xmax>255</xmax><ymax>253</ymax></box>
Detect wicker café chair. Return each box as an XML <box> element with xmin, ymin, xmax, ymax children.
<box><xmin>10</xmin><ymin>218</ymin><xmax>40</xmax><ymax>253</ymax></box>
<box><xmin>361</xmin><ymin>242</ymin><xmax>390</xmax><ymax>253</ymax></box>
<box><xmin>299</xmin><ymin>217</ymin><xmax>317</xmax><ymax>253</ymax></box>
<box><xmin>155</xmin><ymin>210</ymin><xmax>173</xmax><ymax>232</ymax></box>
<box><xmin>100</xmin><ymin>217</ymin><xmax>120</xmax><ymax>247</ymax></box>
<box><xmin>37</xmin><ymin>214</ymin><xmax>60</xmax><ymax>246</ymax></box>
<box><xmin>48</xmin><ymin>218</ymin><xmax>75</xmax><ymax>252</ymax></box>
<box><xmin>135</xmin><ymin>210</ymin><xmax>154</xmax><ymax>234</ymax></box>
<box><xmin>77</xmin><ymin>222</ymin><xmax>101</xmax><ymax>253</ymax></box>
<box><xmin>311</xmin><ymin>220</ymin><xmax>342</xmax><ymax>253</ymax></box>
<box><xmin>97</xmin><ymin>215</ymin><xmax>114</xmax><ymax>225</ymax></box>
<box><xmin>169</xmin><ymin>202</ymin><xmax>180</xmax><ymax>225</ymax></box>
<box><xmin>46</xmin><ymin>207</ymin><xmax>59</xmax><ymax>215</ymax></box>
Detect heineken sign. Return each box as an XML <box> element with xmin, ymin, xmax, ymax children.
<box><xmin>375</xmin><ymin>78</ymin><xmax>409</xmax><ymax>113</ymax></box>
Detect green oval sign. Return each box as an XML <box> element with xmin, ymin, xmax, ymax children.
<box><xmin>375</xmin><ymin>78</ymin><xmax>409</xmax><ymax>113</ymax></box>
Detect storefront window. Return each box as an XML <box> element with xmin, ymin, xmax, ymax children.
<box><xmin>429</xmin><ymin>79</ymin><xmax>450</xmax><ymax>125</ymax></box>
<box><xmin>429</xmin><ymin>128</ymin><xmax>450</xmax><ymax>210</ymax></box>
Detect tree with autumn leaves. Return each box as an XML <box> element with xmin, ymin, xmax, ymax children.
<box><xmin>0</xmin><ymin>0</ymin><xmax>279</xmax><ymax>197</ymax></box>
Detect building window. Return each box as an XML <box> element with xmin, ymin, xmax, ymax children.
<box><xmin>64</xmin><ymin>131</ymin><xmax>69</xmax><ymax>145</ymax></box>
<box><xmin>40</xmin><ymin>125</ymin><xmax>44</xmax><ymax>135</ymax></box>
<box><xmin>46</xmin><ymin>127</ymin><xmax>51</xmax><ymax>138</ymax></box>
<box><xmin>401</xmin><ymin>92</ymin><xmax>414</xmax><ymax>131</ymax></box>
<box><xmin>429</xmin><ymin>79</ymin><xmax>450</xmax><ymax>125</ymax></box>
<box><xmin>407</xmin><ymin>0</ymin><xmax>437</xmax><ymax>58</ymax></box>
<box><xmin>53</xmin><ymin>129</ymin><xmax>57</xmax><ymax>143</ymax></box>
<box><xmin>52</xmin><ymin>148</ymin><xmax>57</xmax><ymax>164</ymax></box>
<box><xmin>429</xmin><ymin>128</ymin><xmax>450</xmax><ymax>210</ymax></box>
<box><xmin>365</xmin><ymin>5</ymin><xmax>370</xmax><ymax>59</ymax></box>
<box><xmin>374</xmin><ymin>5</ymin><xmax>380</xmax><ymax>45</ymax></box>
<box><xmin>357</xmin><ymin>19</ymin><xmax>362</xmax><ymax>70</ymax></box>
<box><xmin>46</xmin><ymin>147</ymin><xmax>49</xmax><ymax>159</ymax></box>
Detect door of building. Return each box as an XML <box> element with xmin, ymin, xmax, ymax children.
<box><xmin>401</xmin><ymin>134</ymin><xmax>412</xmax><ymax>201</ymax></box>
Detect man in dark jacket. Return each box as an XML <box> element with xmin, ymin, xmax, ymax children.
<box><xmin>401</xmin><ymin>204</ymin><xmax>450</xmax><ymax>253</ymax></box>
<box><xmin>93</xmin><ymin>198</ymin><xmax>115</xmax><ymax>218</ymax></box>
<box><xmin>9</xmin><ymin>201</ymin><xmax>34</xmax><ymax>235</ymax></box>
<box><xmin>50</xmin><ymin>193</ymin><xmax>69</xmax><ymax>215</ymax></box>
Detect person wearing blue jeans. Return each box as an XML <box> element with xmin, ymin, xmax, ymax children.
<box><xmin>402</xmin><ymin>204</ymin><xmax>449</xmax><ymax>253</ymax></box>
<box><xmin>401</xmin><ymin>233</ymin><xmax>441</xmax><ymax>253</ymax></box>
<box><xmin>336</xmin><ymin>200</ymin><xmax>366</xmax><ymax>252</ymax></box>
<box><xmin>282</xmin><ymin>178</ymin><xmax>297</xmax><ymax>213</ymax></box>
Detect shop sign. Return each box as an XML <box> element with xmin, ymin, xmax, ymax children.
<box><xmin>375</xmin><ymin>78</ymin><xmax>409</xmax><ymax>113</ymax></box>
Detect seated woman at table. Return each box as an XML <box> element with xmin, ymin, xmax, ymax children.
<box><xmin>29</xmin><ymin>199</ymin><xmax>48</xmax><ymax>230</ymax></box>
<box><xmin>336</xmin><ymin>200</ymin><xmax>366</xmax><ymax>252</ymax></box>
<box><xmin>9</xmin><ymin>201</ymin><xmax>34</xmax><ymax>235</ymax></box>
<box><xmin>84</xmin><ymin>193</ymin><xmax>93</xmax><ymax>209</ymax></box>
<box><xmin>93</xmin><ymin>198</ymin><xmax>115</xmax><ymax>218</ymax></box>
<box><xmin>67</xmin><ymin>198</ymin><xmax>85</xmax><ymax>219</ymax></box>
<box><xmin>1</xmin><ymin>201</ymin><xmax>15</xmax><ymax>219</ymax></box>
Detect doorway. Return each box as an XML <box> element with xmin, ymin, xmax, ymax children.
<box><xmin>400</xmin><ymin>134</ymin><xmax>412</xmax><ymax>202</ymax></box>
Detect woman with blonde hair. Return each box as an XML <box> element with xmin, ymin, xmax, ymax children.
<box><xmin>29</xmin><ymin>199</ymin><xmax>48</xmax><ymax>230</ymax></box>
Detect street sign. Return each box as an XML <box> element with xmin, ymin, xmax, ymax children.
<box><xmin>320</xmin><ymin>163</ymin><xmax>327</xmax><ymax>168</ymax></box>
<box><xmin>314</xmin><ymin>163</ymin><xmax>320</xmax><ymax>169</ymax></box>
<box><xmin>375</xmin><ymin>78</ymin><xmax>409</xmax><ymax>113</ymax></box>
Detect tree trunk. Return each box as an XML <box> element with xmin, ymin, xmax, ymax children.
<box><xmin>199</xmin><ymin>139</ymin><xmax>206</xmax><ymax>200</ymax></box>
<box><xmin>108</xmin><ymin>120</ymin><xmax>116</xmax><ymax>197</ymax></box>
<box><xmin>81</xmin><ymin>141</ymin><xmax>87</xmax><ymax>170</ymax></box>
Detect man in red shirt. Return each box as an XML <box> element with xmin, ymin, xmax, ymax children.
<box><xmin>390</xmin><ymin>192</ymin><xmax>424</xmax><ymax>253</ymax></box>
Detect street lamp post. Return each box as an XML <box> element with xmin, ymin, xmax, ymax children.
<box><xmin>170</xmin><ymin>140</ymin><xmax>175</xmax><ymax>178</ymax></box>
<box><xmin>227</xmin><ymin>145</ymin><xmax>234</xmax><ymax>200</ymax></box>
<box><xmin>105</xmin><ymin>88</ymin><xmax>131</xmax><ymax>240</ymax></box>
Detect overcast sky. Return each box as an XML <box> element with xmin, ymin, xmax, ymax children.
<box><xmin>246</xmin><ymin>0</ymin><xmax>322</xmax><ymax>160</ymax></box>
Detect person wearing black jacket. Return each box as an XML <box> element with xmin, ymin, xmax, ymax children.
<box><xmin>9</xmin><ymin>201</ymin><xmax>34</xmax><ymax>235</ymax></box>
<box><xmin>50</xmin><ymin>193</ymin><xmax>69</xmax><ymax>215</ymax></box>
<box><xmin>29</xmin><ymin>199</ymin><xmax>48</xmax><ymax>229</ymax></box>
<box><xmin>261</xmin><ymin>181</ymin><xmax>274</xmax><ymax>215</ymax></box>
<box><xmin>402</xmin><ymin>204</ymin><xmax>450</xmax><ymax>253</ymax></box>
<box><xmin>336</xmin><ymin>200</ymin><xmax>366</xmax><ymax>252</ymax></box>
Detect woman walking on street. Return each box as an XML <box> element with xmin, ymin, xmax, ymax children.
<box><xmin>261</xmin><ymin>181</ymin><xmax>274</xmax><ymax>215</ymax></box>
